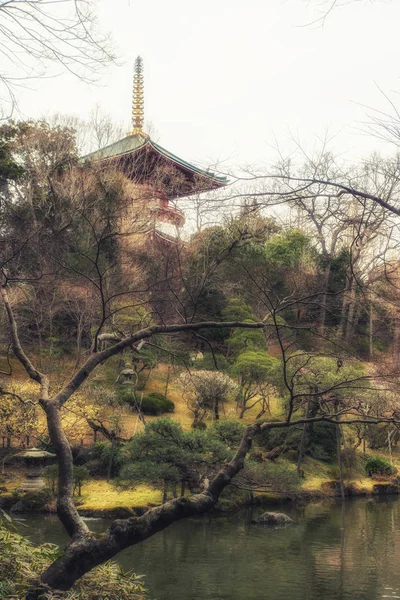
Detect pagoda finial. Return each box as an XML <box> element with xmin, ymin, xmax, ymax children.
<box><xmin>131</xmin><ymin>56</ymin><xmax>145</xmax><ymax>136</ymax></box>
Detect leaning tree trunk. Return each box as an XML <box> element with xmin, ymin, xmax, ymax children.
<box><xmin>36</xmin><ymin>423</ymin><xmax>261</xmax><ymax>593</ymax></box>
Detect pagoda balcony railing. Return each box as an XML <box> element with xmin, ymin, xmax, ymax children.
<box><xmin>152</xmin><ymin>204</ymin><xmax>185</xmax><ymax>227</ymax></box>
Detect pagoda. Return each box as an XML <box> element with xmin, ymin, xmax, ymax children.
<box><xmin>84</xmin><ymin>56</ymin><xmax>227</xmax><ymax>240</ymax></box>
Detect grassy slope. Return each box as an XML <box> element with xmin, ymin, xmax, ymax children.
<box><xmin>1</xmin><ymin>360</ymin><xmax>397</xmax><ymax>510</ymax></box>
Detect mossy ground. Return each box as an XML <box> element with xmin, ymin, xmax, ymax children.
<box><xmin>78</xmin><ymin>481</ymin><xmax>161</xmax><ymax>510</ymax></box>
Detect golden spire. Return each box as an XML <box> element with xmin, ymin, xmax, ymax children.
<box><xmin>131</xmin><ymin>56</ymin><xmax>145</xmax><ymax>136</ymax></box>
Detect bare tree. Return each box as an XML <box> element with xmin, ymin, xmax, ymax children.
<box><xmin>0</xmin><ymin>0</ymin><xmax>114</xmax><ymax>116</ymax></box>
<box><xmin>87</xmin><ymin>104</ymin><xmax>124</xmax><ymax>152</ymax></box>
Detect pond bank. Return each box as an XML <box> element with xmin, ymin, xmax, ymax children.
<box><xmin>1</xmin><ymin>478</ymin><xmax>399</xmax><ymax>518</ymax></box>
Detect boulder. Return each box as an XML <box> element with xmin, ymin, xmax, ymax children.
<box><xmin>0</xmin><ymin>495</ymin><xmax>14</xmax><ymax>510</ymax></box>
<box><xmin>10</xmin><ymin>489</ymin><xmax>52</xmax><ymax>512</ymax></box>
<box><xmin>373</xmin><ymin>483</ymin><xmax>399</xmax><ymax>495</ymax></box>
<box><xmin>251</xmin><ymin>511</ymin><xmax>294</xmax><ymax>526</ymax></box>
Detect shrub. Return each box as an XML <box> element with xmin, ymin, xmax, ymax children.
<box><xmin>194</xmin><ymin>352</ymin><xmax>230</xmax><ymax>372</ymax></box>
<box><xmin>85</xmin><ymin>458</ymin><xmax>105</xmax><ymax>477</ymax></box>
<box><xmin>139</xmin><ymin>394</ymin><xmax>175</xmax><ymax>415</ymax></box>
<box><xmin>120</xmin><ymin>389</ymin><xmax>175</xmax><ymax>415</ymax></box>
<box><xmin>365</xmin><ymin>456</ymin><xmax>396</xmax><ymax>478</ymax></box>
<box><xmin>212</xmin><ymin>420</ymin><xmax>246</xmax><ymax>447</ymax></box>
<box><xmin>147</xmin><ymin>391</ymin><xmax>173</xmax><ymax>404</ymax></box>
<box><xmin>180</xmin><ymin>370</ymin><xmax>238</xmax><ymax>425</ymax></box>
<box><xmin>259</xmin><ymin>420</ymin><xmax>337</xmax><ymax>462</ymax></box>
<box><xmin>192</xmin><ymin>421</ymin><xmax>207</xmax><ymax>430</ymax></box>
<box><xmin>43</xmin><ymin>465</ymin><xmax>90</xmax><ymax>496</ymax></box>
<box><xmin>365</xmin><ymin>423</ymin><xmax>400</xmax><ymax>450</ymax></box>
<box><xmin>259</xmin><ymin>423</ymin><xmax>302</xmax><ymax>453</ymax></box>
<box><xmin>43</xmin><ymin>464</ymin><xmax>58</xmax><ymax>495</ymax></box>
<box><xmin>136</xmin><ymin>371</ymin><xmax>147</xmax><ymax>391</ymax></box>
<box><xmin>0</xmin><ymin>520</ymin><xmax>147</xmax><ymax>599</ymax></box>
<box><xmin>72</xmin><ymin>445</ymin><xmax>92</xmax><ymax>465</ymax></box>
<box><xmin>92</xmin><ymin>442</ymin><xmax>124</xmax><ymax>478</ymax></box>
<box><xmin>16</xmin><ymin>489</ymin><xmax>53</xmax><ymax>511</ymax></box>
<box><xmin>243</xmin><ymin>459</ymin><xmax>299</xmax><ymax>494</ymax></box>
<box><xmin>307</xmin><ymin>422</ymin><xmax>337</xmax><ymax>462</ymax></box>
<box><xmin>73</xmin><ymin>466</ymin><xmax>90</xmax><ymax>496</ymax></box>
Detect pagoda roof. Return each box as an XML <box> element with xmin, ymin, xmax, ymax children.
<box><xmin>82</xmin><ymin>133</ymin><xmax>227</xmax><ymax>198</ymax></box>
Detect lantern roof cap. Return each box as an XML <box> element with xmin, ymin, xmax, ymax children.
<box><xmin>15</xmin><ymin>447</ymin><xmax>56</xmax><ymax>459</ymax></box>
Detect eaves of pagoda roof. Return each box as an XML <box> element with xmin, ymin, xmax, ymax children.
<box><xmin>82</xmin><ymin>133</ymin><xmax>228</xmax><ymax>191</ymax></box>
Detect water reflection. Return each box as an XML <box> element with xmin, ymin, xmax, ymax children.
<box><xmin>16</xmin><ymin>497</ymin><xmax>400</xmax><ymax>600</ymax></box>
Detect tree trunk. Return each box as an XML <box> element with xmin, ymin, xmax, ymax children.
<box><xmin>107</xmin><ymin>439</ymin><xmax>115</xmax><ymax>482</ymax></box>
<box><xmin>335</xmin><ymin>408</ymin><xmax>345</xmax><ymax>501</ymax></box>
<box><xmin>344</xmin><ymin>279</ymin><xmax>357</xmax><ymax>342</ymax></box>
<box><xmin>164</xmin><ymin>364</ymin><xmax>172</xmax><ymax>397</ymax></box>
<box><xmin>317</xmin><ymin>261</ymin><xmax>332</xmax><ymax>335</ymax></box>
<box><xmin>369</xmin><ymin>303</ymin><xmax>374</xmax><ymax>361</ymax></box>
<box><xmin>350</xmin><ymin>301</ymin><xmax>361</xmax><ymax>338</ymax></box>
<box><xmin>45</xmin><ymin>402</ymin><xmax>88</xmax><ymax>538</ymax></box>
<box><xmin>297</xmin><ymin>397</ymin><xmax>311</xmax><ymax>477</ymax></box>
<box><xmin>393</xmin><ymin>316</ymin><xmax>400</xmax><ymax>365</ymax></box>
<box><xmin>338</xmin><ymin>270</ymin><xmax>352</xmax><ymax>338</ymax></box>
<box><xmin>239</xmin><ymin>404</ymin><xmax>246</xmax><ymax>419</ymax></box>
<box><xmin>162</xmin><ymin>483</ymin><xmax>168</xmax><ymax>503</ymax></box>
<box><xmin>214</xmin><ymin>399</ymin><xmax>220</xmax><ymax>421</ymax></box>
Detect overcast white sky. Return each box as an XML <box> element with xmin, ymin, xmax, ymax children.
<box><xmin>16</xmin><ymin>0</ymin><xmax>400</xmax><ymax>171</ymax></box>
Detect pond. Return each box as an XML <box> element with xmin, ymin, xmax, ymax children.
<box><xmin>15</xmin><ymin>497</ymin><xmax>400</xmax><ymax>600</ymax></box>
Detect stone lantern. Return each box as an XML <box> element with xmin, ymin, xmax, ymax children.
<box><xmin>15</xmin><ymin>447</ymin><xmax>56</xmax><ymax>491</ymax></box>
<box><xmin>116</xmin><ymin>364</ymin><xmax>137</xmax><ymax>386</ymax></box>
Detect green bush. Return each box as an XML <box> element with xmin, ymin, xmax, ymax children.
<box><xmin>73</xmin><ymin>466</ymin><xmax>90</xmax><ymax>496</ymax></box>
<box><xmin>92</xmin><ymin>442</ymin><xmax>124</xmax><ymax>478</ymax></box>
<box><xmin>147</xmin><ymin>391</ymin><xmax>171</xmax><ymax>403</ymax></box>
<box><xmin>259</xmin><ymin>420</ymin><xmax>337</xmax><ymax>462</ymax></box>
<box><xmin>16</xmin><ymin>489</ymin><xmax>52</xmax><ymax>510</ymax></box>
<box><xmin>212</xmin><ymin>420</ymin><xmax>246</xmax><ymax>447</ymax></box>
<box><xmin>259</xmin><ymin>423</ymin><xmax>302</xmax><ymax>453</ymax></box>
<box><xmin>365</xmin><ymin>456</ymin><xmax>396</xmax><ymax>478</ymax></box>
<box><xmin>139</xmin><ymin>393</ymin><xmax>175</xmax><ymax>415</ymax></box>
<box><xmin>307</xmin><ymin>421</ymin><xmax>337</xmax><ymax>462</ymax></box>
<box><xmin>119</xmin><ymin>389</ymin><xmax>175</xmax><ymax>415</ymax></box>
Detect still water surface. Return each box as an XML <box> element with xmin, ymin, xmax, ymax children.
<box><xmin>17</xmin><ymin>497</ymin><xmax>400</xmax><ymax>600</ymax></box>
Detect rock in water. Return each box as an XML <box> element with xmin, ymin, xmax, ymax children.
<box><xmin>251</xmin><ymin>512</ymin><xmax>294</xmax><ymax>526</ymax></box>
